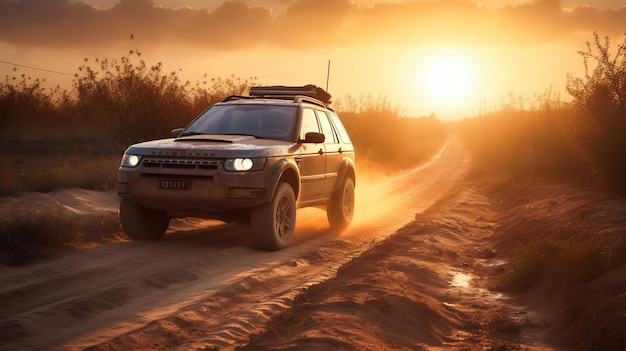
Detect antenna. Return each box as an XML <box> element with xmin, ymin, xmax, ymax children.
<box><xmin>326</xmin><ymin>59</ymin><xmax>331</xmax><ymax>92</ymax></box>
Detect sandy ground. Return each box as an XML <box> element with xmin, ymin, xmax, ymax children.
<box><xmin>1</xmin><ymin>137</ymin><xmax>625</xmax><ymax>350</ymax></box>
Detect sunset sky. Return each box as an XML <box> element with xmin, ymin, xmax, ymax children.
<box><xmin>1</xmin><ymin>0</ymin><xmax>625</xmax><ymax>120</ymax></box>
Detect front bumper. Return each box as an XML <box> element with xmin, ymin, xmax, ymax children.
<box><xmin>117</xmin><ymin>166</ymin><xmax>270</xmax><ymax>214</ymax></box>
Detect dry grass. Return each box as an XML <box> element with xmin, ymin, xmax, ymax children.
<box><xmin>338</xmin><ymin>95</ymin><xmax>446</xmax><ymax>171</ymax></box>
<box><xmin>0</xmin><ymin>208</ymin><xmax>78</xmax><ymax>265</ymax></box>
<box><xmin>0</xmin><ymin>153</ymin><xmax>119</xmax><ymax>196</ymax></box>
<box><xmin>502</xmin><ymin>237</ymin><xmax>613</xmax><ymax>292</ymax></box>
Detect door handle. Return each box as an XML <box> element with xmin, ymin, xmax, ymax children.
<box><xmin>318</xmin><ymin>149</ymin><xmax>324</xmax><ymax>155</ymax></box>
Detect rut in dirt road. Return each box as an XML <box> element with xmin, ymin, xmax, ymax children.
<box><xmin>0</xmin><ymin>136</ymin><xmax>469</xmax><ymax>351</ymax></box>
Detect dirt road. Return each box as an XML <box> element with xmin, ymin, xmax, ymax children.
<box><xmin>1</xmin><ymin>137</ymin><xmax>470</xmax><ymax>350</ymax></box>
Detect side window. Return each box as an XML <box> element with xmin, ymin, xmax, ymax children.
<box><xmin>328</xmin><ymin>112</ymin><xmax>352</xmax><ymax>144</ymax></box>
<box><xmin>316</xmin><ymin>110</ymin><xmax>338</xmax><ymax>144</ymax></box>
<box><xmin>300</xmin><ymin>108</ymin><xmax>320</xmax><ymax>140</ymax></box>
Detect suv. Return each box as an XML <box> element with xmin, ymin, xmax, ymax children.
<box><xmin>117</xmin><ymin>85</ymin><xmax>356</xmax><ymax>250</ymax></box>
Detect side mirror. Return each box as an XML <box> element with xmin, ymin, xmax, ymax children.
<box><xmin>302</xmin><ymin>132</ymin><xmax>325</xmax><ymax>144</ymax></box>
<box><xmin>171</xmin><ymin>128</ymin><xmax>184</xmax><ymax>137</ymax></box>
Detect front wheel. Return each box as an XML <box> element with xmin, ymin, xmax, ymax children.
<box><xmin>119</xmin><ymin>198</ymin><xmax>170</xmax><ymax>240</ymax></box>
<box><xmin>327</xmin><ymin>177</ymin><xmax>355</xmax><ymax>231</ymax></box>
<box><xmin>251</xmin><ymin>183</ymin><xmax>296</xmax><ymax>251</ymax></box>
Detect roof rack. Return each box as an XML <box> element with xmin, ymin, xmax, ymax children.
<box><xmin>250</xmin><ymin>88</ymin><xmax>316</xmax><ymax>97</ymax></box>
<box><xmin>249</xmin><ymin>85</ymin><xmax>332</xmax><ymax>104</ymax></box>
<box><xmin>222</xmin><ymin>95</ymin><xmax>255</xmax><ymax>102</ymax></box>
<box><xmin>294</xmin><ymin>95</ymin><xmax>329</xmax><ymax>109</ymax></box>
<box><xmin>221</xmin><ymin>85</ymin><xmax>334</xmax><ymax>110</ymax></box>
<box><xmin>221</xmin><ymin>94</ymin><xmax>328</xmax><ymax>109</ymax></box>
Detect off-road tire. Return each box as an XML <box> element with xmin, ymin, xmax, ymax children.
<box><xmin>327</xmin><ymin>177</ymin><xmax>355</xmax><ymax>231</ymax></box>
<box><xmin>119</xmin><ymin>198</ymin><xmax>169</xmax><ymax>240</ymax></box>
<box><xmin>251</xmin><ymin>183</ymin><xmax>296</xmax><ymax>251</ymax></box>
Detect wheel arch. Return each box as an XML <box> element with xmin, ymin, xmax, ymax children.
<box><xmin>264</xmin><ymin>159</ymin><xmax>301</xmax><ymax>202</ymax></box>
<box><xmin>335</xmin><ymin>158</ymin><xmax>356</xmax><ymax>192</ymax></box>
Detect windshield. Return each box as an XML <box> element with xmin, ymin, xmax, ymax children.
<box><xmin>181</xmin><ymin>104</ymin><xmax>298</xmax><ymax>142</ymax></box>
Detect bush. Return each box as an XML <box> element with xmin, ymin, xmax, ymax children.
<box><xmin>0</xmin><ymin>209</ymin><xmax>78</xmax><ymax>265</ymax></box>
<box><xmin>0</xmin><ymin>75</ymin><xmax>68</xmax><ymax>130</ymax></box>
<box><xmin>459</xmin><ymin>92</ymin><xmax>589</xmax><ymax>181</ymax></box>
<box><xmin>1</xmin><ymin>52</ymin><xmax>257</xmax><ymax>153</ymax></box>
<box><xmin>460</xmin><ymin>33</ymin><xmax>626</xmax><ymax>197</ymax></box>
<box><xmin>0</xmin><ymin>154</ymin><xmax>120</xmax><ymax>196</ymax></box>
<box><xmin>566</xmin><ymin>32</ymin><xmax>626</xmax><ymax>194</ymax></box>
<box><xmin>73</xmin><ymin>53</ymin><xmax>256</xmax><ymax>147</ymax></box>
<box><xmin>337</xmin><ymin>94</ymin><xmax>446</xmax><ymax>171</ymax></box>
<box><xmin>502</xmin><ymin>238</ymin><xmax>613</xmax><ymax>292</ymax></box>
<box><xmin>0</xmin><ymin>53</ymin><xmax>258</xmax><ymax>194</ymax></box>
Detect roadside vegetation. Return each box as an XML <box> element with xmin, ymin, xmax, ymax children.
<box><xmin>460</xmin><ymin>32</ymin><xmax>626</xmax><ymax>348</ymax></box>
<box><xmin>461</xmin><ymin>32</ymin><xmax>626</xmax><ymax>196</ymax></box>
<box><xmin>502</xmin><ymin>237</ymin><xmax>613</xmax><ymax>292</ymax></box>
<box><xmin>336</xmin><ymin>94</ymin><xmax>445</xmax><ymax>172</ymax></box>
<box><xmin>0</xmin><ymin>52</ymin><xmax>256</xmax><ymax>197</ymax></box>
<box><xmin>0</xmin><ymin>209</ymin><xmax>78</xmax><ymax>265</ymax></box>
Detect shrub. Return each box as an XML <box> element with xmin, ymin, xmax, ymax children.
<box><xmin>502</xmin><ymin>238</ymin><xmax>613</xmax><ymax>292</ymax></box>
<box><xmin>73</xmin><ymin>53</ymin><xmax>194</xmax><ymax>146</ymax></box>
<box><xmin>0</xmin><ymin>53</ymin><xmax>259</xmax><ymax>194</ymax></box>
<box><xmin>460</xmin><ymin>33</ymin><xmax>626</xmax><ymax>197</ymax></box>
<box><xmin>73</xmin><ymin>53</ymin><xmax>257</xmax><ymax>147</ymax></box>
<box><xmin>459</xmin><ymin>92</ymin><xmax>588</xmax><ymax>181</ymax></box>
<box><xmin>0</xmin><ymin>75</ymin><xmax>64</xmax><ymax>130</ymax></box>
<box><xmin>337</xmin><ymin>94</ymin><xmax>446</xmax><ymax>171</ymax></box>
<box><xmin>0</xmin><ymin>154</ymin><xmax>120</xmax><ymax>196</ymax></box>
<box><xmin>566</xmin><ymin>32</ymin><xmax>626</xmax><ymax>194</ymax></box>
<box><xmin>0</xmin><ymin>209</ymin><xmax>78</xmax><ymax>265</ymax></box>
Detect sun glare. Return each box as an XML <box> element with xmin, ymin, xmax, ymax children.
<box><xmin>424</xmin><ymin>58</ymin><xmax>470</xmax><ymax>101</ymax></box>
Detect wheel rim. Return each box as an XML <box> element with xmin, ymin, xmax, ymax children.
<box><xmin>343</xmin><ymin>185</ymin><xmax>355</xmax><ymax>219</ymax></box>
<box><xmin>275</xmin><ymin>195</ymin><xmax>294</xmax><ymax>240</ymax></box>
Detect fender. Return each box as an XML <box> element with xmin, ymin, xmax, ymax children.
<box><xmin>263</xmin><ymin>158</ymin><xmax>301</xmax><ymax>203</ymax></box>
<box><xmin>334</xmin><ymin>157</ymin><xmax>356</xmax><ymax>192</ymax></box>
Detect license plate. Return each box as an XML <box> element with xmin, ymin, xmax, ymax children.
<box><xmin>159</xmin><ymin>179</ymin><xmax>190</xmax><ymax>190</ymax></box>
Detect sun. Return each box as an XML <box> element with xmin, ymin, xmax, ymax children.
<box><xmin>424</xmin><ymin>58</ymin><xmax>470</xmax><ymax>101</ymax></box>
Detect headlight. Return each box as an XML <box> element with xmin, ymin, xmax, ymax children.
<box><xmin>224</xmin><ymin>158</ymin><xmax>266</xmax><ymax>171</ymax></box>
<box><xmin>121</xmin><ymin>154</ymin><xmax>142</xmax><ymax>167</ymax></box>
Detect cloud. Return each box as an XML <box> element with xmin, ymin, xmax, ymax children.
<box><xmin>0</xmin><ymin>0</ymin><xmax>624</xmax><ymax>50</ymax></box>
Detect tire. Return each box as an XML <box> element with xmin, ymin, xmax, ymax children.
<box><xmin>327</xmin><ymin>177</ymin><xmax>355</xmax><ymax>231</ymax></box>
<box><xmin>251</xmin><ymin>183</ymin><xmax>296</xmax><ymax>251</ymax></box>
<box><xmin>119</xmin><ymin>198</ymin><xmax>169</xmax><ymax>240</ymax></box>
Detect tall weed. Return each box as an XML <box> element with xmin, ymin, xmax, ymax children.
<box><xmin>0</xmin><ymin>208</ymin><xmax>78</xmax><ymax>265</ymax></box>
<box><xmin>503</xmin><ymin>238</ymin><xmax>613</xmax><ymax>292</ymax></box>
<box><xmin>567</xmin><ymin>32</ymin><xmax>626</xmax><ymax>194</ymax></box>
<box><xmin>460</xmin><ymin>105</ymin><xmax>589</xmax><ymax>181</ymax></box>
<box><xmin>0</xmin><ymin>153</ymin><xmax>119</xmax><ymax>196</ymax></box>
<box><xmin>337</xmin><ymin>94</ymin><xmax>446</xmax><ymax>171</ymax></box>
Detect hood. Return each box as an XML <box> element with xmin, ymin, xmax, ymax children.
<box><xmin>124</xmin><ymin>135</ymin><xmax>295</xmax><ymax>158</ymax></box>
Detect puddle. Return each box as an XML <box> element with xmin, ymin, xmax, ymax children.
<box><xmin>446</xmin><ymin>269</ymin><xmax>551</xmax><ymax>349</ymax></box>
<box><xmin>482</xmin><ymin>258</ymin><xmax>508</xmax><ymax>267</ymax></box>
<box><xmin>450</xmin><ymin>272</ymin><xmax>471</xmax><ymax>288</ymax></box>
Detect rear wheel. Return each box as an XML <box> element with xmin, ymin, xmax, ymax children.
<box><xmin>119</xmin><ymin>198</ymin><xmax>169</xmax><ymax>240</ymax></box>
<box><xmin>251</xmin><ymin>183</ymin><xmax>296</xmax><ymax>251</ymax></box>
<box><xmin>327</xmin><ymin>177</ymin><xmax>355</xmax><ymax>231</ymax></box>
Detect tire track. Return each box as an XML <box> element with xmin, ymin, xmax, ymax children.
<box><xmin>0</xmin><ymin>136</ymin><xmax>469</xmax><ymax>351</ymax></box>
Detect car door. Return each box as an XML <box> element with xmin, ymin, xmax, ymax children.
<box><xmin>316</xmin><ymin>109</ymin><xmax>341</xmax><ymax>197</ymax></box>
<box><xmin>296</xmin><ymin>107</ymin><xmax>327</xmax><ymax>203</ymax></box>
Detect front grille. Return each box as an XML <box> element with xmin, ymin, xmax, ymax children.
<box><xmin>142</xmin><ymin>158</ymin><xmax>220</xmax><ymax>170</ymax></box>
